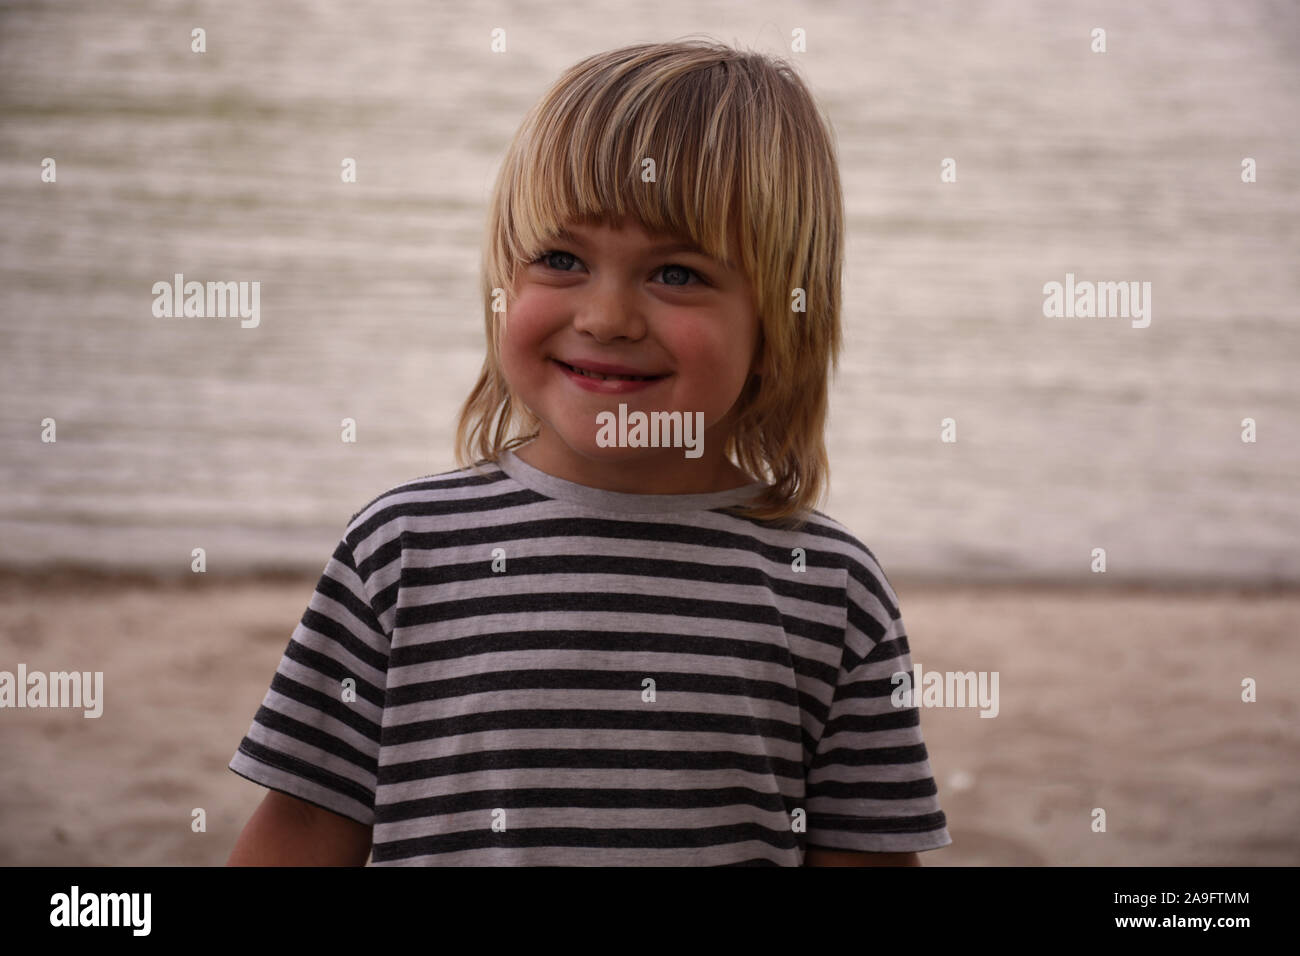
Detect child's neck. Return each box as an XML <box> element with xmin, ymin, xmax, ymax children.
<box><xmin>511</xmin><ymin>439</ymin><xmax>757</xmax><ymax>495</ymax></box>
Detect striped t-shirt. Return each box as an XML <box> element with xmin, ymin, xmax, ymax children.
<box><xmin>229</xmin><ymin>447</ymin><xmax>951</xmax><ymax>865</ymax></box>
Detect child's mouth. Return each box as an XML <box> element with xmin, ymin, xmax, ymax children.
<box><xmin>553</xmin><ymin>359</ymin><xmax>667</xmax><ymax>382</ymax></box>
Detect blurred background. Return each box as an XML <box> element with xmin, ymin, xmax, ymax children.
<box><xmin>0</xmin><ymin>0</ymin><xmax>1297</xmax><ymax>867</ymax></box>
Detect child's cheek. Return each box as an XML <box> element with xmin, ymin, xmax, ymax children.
<box><xmin>666</xmin><ymin>324</ymin><xmax>730</xmax><ymax>385</ymax></box>
<box><xmin>497</xmin><ymin>299</ymin><xmax>552</xmax><ymax>389</ymax></box>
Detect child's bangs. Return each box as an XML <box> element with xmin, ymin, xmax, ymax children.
<box><xmin>499</xmin><ymin>68</ymin><xmax>750</xmax><ymax>288</ymax></box>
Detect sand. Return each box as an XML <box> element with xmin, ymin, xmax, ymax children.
<box><xmin>1</xmin><ymin>569</ymin><xmax>1296</xmax><ymax>866</ymax></box>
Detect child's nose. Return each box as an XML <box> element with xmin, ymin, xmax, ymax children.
<box><xmin>572</xmin><ymin>285</ymin><xmax>649</xmax><ymax>339</ymax></box>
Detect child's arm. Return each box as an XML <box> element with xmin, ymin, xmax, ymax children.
<box><xmin>804</xmin><ymin>849</ymin><xmax>921</xmax><ymax>867</ymax></box>
<box><xmin>226</xmin><ymin>790</ymin><xmax>373</xmax><ymax>866</ymax></box>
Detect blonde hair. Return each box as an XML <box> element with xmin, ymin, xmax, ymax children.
<box><xmin>455</xmin><ymin>37</ymin><xmax>844</xmax><ymax>529</ymax></box>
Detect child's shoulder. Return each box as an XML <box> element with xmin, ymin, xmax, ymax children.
<box><xmin>767</xmin><ymin>506</ymin><xmax>888</xmax><ymax>569</ymax></box>
<box><xmin>788</xmin><ymin>508</ymin><xmax>902</xmax><ymax>620</ymax></box>
<box><xmin>341</xmin><ymin>459</ymin><xmax>510</xmax><ymax>542</ymax></box>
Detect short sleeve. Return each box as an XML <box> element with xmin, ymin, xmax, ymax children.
<box><xmin>804</xmin><ymin>574</ymin><xmax>952</xmax><ymax>854</ymax></box>
<box><xmin>228</xmin><ymin>528</ymin><xmax>391</xmax><ymax>826</ymax></box>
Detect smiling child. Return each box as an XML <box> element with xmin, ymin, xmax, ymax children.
<box><xmin>227</xmin><ymin>37</ymin><xmax>951</xmax><ymax>866</ymax></box>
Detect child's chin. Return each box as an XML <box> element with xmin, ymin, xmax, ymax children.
<box><xmin>567</xmin><ymin>439</ymin><xmax>659</xmax><ymax>462</ymax></box>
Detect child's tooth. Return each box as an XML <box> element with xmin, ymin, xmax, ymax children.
<box><xmin>572</xmin><ymin>364</ymin><xmax>646</xmax><ymax>381</ymax></box>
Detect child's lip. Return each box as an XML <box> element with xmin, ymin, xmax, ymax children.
<box><xmin>552</xmin><ymin>358</ymin><xmax>671</xmax><ymax>392</ymax></box>
<box><xmin>552</xmin><ymin>358</ymin><xmax>671</xmax><ymax>379</ymax></box>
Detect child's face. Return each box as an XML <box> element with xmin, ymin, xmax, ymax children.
<box><xmin>499</xmin><ymin>216</ymin><xmax>762</xmax><ymax>491</ymax></box>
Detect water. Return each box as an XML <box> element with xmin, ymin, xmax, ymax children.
<box><xmin>1</xmin><ymin>0</ymin><xmax>1297</xmax><ymax>583</ymax></box>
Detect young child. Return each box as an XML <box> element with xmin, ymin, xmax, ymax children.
<box><xmin>227</xmin><ymin>38</ymin><xmax>951</xmax><ymax>866</ymax></box>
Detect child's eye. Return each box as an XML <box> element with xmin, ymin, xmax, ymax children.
<box><xmin>533</xmin><ymin>250</ymin><xmax>580</xmax><ymax>272</ymax></box>
<box><xmin>531</xmin><ymin>250</ymin><xmax>706</xmax><ymax>287</ymax></box>
<box><xmin>654</xmin><ymin>264</ymin><xmax>706</xmax><ymax>288</ymax></box>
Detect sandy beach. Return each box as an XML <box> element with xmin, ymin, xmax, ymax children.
<box><xmin>0</xmin><ymin>568</ymin><xmax>1296</xmax><ymax>866</ymax></box>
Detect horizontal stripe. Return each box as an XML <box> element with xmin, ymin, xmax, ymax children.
<box><xmin>230</xmin><ymin>449</ymin><xmax>951</xmax><ymax>864</ymax></box>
